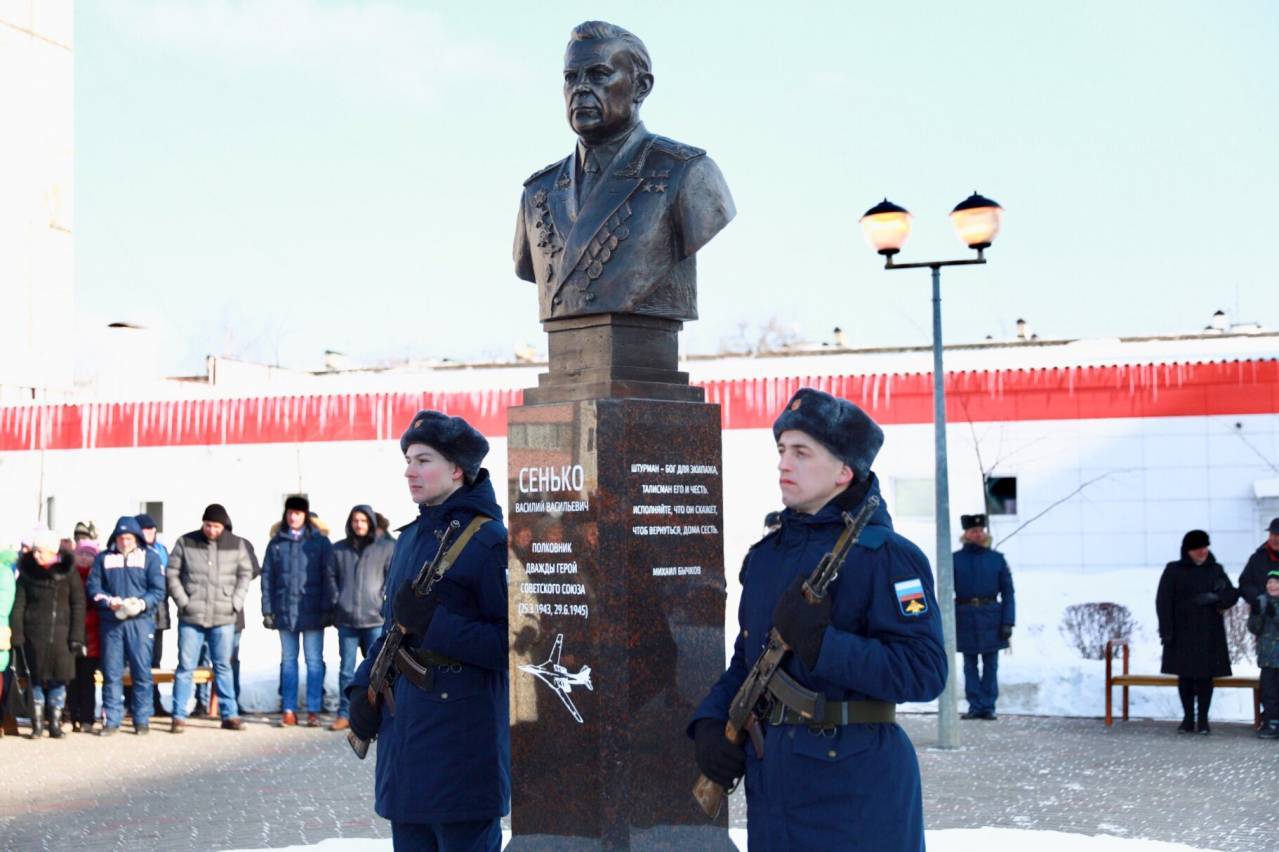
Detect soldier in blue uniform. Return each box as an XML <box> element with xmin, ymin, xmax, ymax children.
<box><xmin>87</xmin><ymin>516</ymin><xmax>166</xmax><ymax>735</ymax></box>
<box><xmin>345</xmin><ymin>410</ymin><xmax>509</xmax><ymax>852</ymax></box>
<box><xmin>953</xmin><ymin>514</ymin><xmax>1015</xmax><ymax>721</ymax></box>
<box><xmin>691</xmin><ymin>388</ymin><xmax>947</xmax><ymax>851</ymax></box>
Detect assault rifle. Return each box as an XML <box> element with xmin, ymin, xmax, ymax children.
<box><xmin>347</xmin><ymin>519</ymin><xmax>461</xmax><ymax>760</ymax></box>
<box><xmin>691</xmin><ymin>495</ymin><xmax>880</xmax><ymax>818</ymax></box>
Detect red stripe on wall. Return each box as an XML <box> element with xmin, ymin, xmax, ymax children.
<box><xmin>1</xmin><ymin>360</ymin><xmax>1275</xmax><ymax>452</ymax></box>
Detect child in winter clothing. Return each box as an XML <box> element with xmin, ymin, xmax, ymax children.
<box><xmin>1247</xmin><ymin>570</ymin><xmax>1279</xmax><ymax>739</ymax></box>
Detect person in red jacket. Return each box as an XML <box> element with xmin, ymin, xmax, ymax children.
<box><xmin>70</xmin><ymin>541</ymin><xmax>102</xmax><ymax>733</ymax></box>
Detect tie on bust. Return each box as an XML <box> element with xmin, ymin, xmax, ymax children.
<box><xmin>577</xmin><ymin>149</ymin><xmax>601</xmax><ymax>206</ymax></box>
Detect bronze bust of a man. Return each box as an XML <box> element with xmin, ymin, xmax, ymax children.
<box><xmin>514</xmin><ymin>21</ymin><xmax>735</xmax><ymax>323</ymax></box>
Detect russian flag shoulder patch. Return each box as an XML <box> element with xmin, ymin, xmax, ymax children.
<box><xmin>893</xmin><ymin>577</ymin><xmax>928</xmax><ymax>617</ymax></box>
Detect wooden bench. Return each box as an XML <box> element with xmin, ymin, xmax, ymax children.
<box><xmin>1104</xmin><ymin>640</ymin><xmax>1260</xmax><ymax>727</ymax></box>
<box><xmin>94</xmin><ymin>667</ymin><xmax>219</xmax><ymax>716</ymax></box>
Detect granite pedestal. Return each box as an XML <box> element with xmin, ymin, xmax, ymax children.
<box><xmin>506</xmin><ymin>396</ymin><xmax>733</xmax><ymax>850</ymax></box>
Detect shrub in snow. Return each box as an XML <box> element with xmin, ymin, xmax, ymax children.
<box><xmin>1059</xmin><ymin>602</ymin><xmax>1138</xmax><ymax>660</ymax></box>
<box><xmin>1223</xmin><ymin>600</ymin><xmax>1255</xmax><ymax>664</ymax></box>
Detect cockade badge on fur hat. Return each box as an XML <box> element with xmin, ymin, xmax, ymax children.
<box><xmin>772</xmin><ymin>388</ymin><xmax>884</xmax><ymax>480</ymax></box>
<box><xmin>400</xmin><ymin>409</ymin><xmax>490</xmax><ymax>482</ymax></box>
<box><xmin>961</xmin><ymin>514</ymin><xmax>988</xmax><ymax>530</ymax></box>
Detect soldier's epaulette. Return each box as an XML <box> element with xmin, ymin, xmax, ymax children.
<box><xmin>523</xmin><ymin>158</ymin><xmax>565</xmax><ymax>186</ymax></box>
<box><xmin>855</xmin><ymin>525</ymin><xmax>890</xmax><ymax>551</ymax></box>
<box><xmin>650</xmin><ymin>136</ymin><xmax>706</xmax><ymax>161</ymax></box>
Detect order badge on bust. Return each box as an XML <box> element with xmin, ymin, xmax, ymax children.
<box><xmin>894</xmin><ymin>578</ymin><xmax>928</xmax><ymax>617</ymax></box>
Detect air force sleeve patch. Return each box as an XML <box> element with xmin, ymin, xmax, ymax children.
<box><xmin>894</xmin><ymin>578</ymin><xmax>928</xmax><ymax>617</ymax></box>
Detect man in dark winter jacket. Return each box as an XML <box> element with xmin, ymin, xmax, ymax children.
<box><xmin>691</xmin><ymin>388</ymin><xmax>947</xmax><ymax>851</ymax></box>
<box><xmin>327</xmin><ymin>504</ymin><xmax>393</xmax><ymax>732</ymax></box>
<box><xmin>346</xmin><ymin>410</ymin><xmax>509</xmax><ymax>852</ymax></box>
<box><xmin>262</xmin><ymin>495</ymin><xmax>335</xmax><ymax>726</ymax></box>
<box><xmin>166</xmin><ymin>504</ymin><xmax>255</xmax><ymax>732</ymax></box>
<box><xmin>1246</xmin><ymin>569</ymin><xmax>1279</xmax><ymax>739</ymax></box>
<box><xmin>954</xmin><ymin>513</ymin><xmax>1015</xmax><ymax>720</ymax></box>
<box><xmin>1239</xmin><ymin>518</ymin><xmax>1279</xmax><ymax>612</ymax></box>
<box><xmin>87</xmin><ymin>516</ymin><xmax>166</xmax><ymax>735</ymax></box>
<box><xmin>12</xmin><ymin>529</ymin><xmax>85</xmax><ymax>738</ymax></box>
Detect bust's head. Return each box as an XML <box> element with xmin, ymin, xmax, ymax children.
<box><xmin>563</xmin><ymin>21</ymin><xmax>653</xmax><ymax>146</ymax></box>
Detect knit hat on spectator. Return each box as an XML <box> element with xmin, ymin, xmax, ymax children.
<box><xmin>32</xmin><ymin>527</ymin><xmax>61</xmax><ymax>553</ymax></box>
<box><xmin>202</xmin><ymin>503</ymin><xmax>233</xmax><ymax>529</ymax></box>
<box><xmin>1181</xmin><ymin>529</ymin><xmax>1210</xmax><ymax>555</ymax></box>
<box><xmin>135</xmin><ymin>513</ymin><xmax>157</xmax><ymax>530</ymax></box>
<box><xmin>74</xmin><ymin>540</ymin><xmax>100</xmax><ymax>557</ymax></box>
<box><xmin>1269</xmin><ymin>518</ymin><xmax>1279</xmax><ymax>534</ymax></box>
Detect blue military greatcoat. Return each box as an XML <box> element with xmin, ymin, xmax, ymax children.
<box><xmin>694</xmin><ymin>476</ymin><xmax>947</xmax><ymax>851</ymax></box>
<box><xmin>952</xmin><ymin>542</ymin><xmax>1015</xmax><ymax>654</ymax></box>
<box><xmin>350</xmin><ymin>471</ymin><xmax>510</xmax><ymax>825</ymax></box>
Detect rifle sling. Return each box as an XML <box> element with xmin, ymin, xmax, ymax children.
<box><xmin>393</xmin><ymin>514</ymin><xmax>492</xmax><ymax>692</ymax></box>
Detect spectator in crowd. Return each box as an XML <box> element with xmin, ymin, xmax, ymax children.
<box><xmin>1239</xmin><ymin>518</ymin><xmax>1279</xmax><ymax>611</ymax></box>
<box><xmin>73</xmin><ymin>520</ymin><xmax>99</xmax><ymax>545</ymax></box>
<box><xmin>262</xmin><ymin>495</ymin><xmax>335</xmax><ymax>727</ymax></box>
<box><xmin>69</xmin><ymin>540</ymin><xmax>102</xmax><ymax>733</ymax></box>
<box><xmin>166</xmin><ymin>503</ymin><xmax>255</xmax><ymax>732</ymax></box>
<box><xmin>328</xmin><ymin>504</ymin><xmax>394</xmax><ymax>732</ymax></box>
<box><xmin>11</xmin><ymin>529</ymin><xmax>85</xmax><ymax>738</ymax></box>
<box><xmin>0</xmin><ymin>542</ymin><xmax>15</xmax><ymax>737</ymax></box>
<box><xmin>135</xmin><ymin>514</ymin><xmax>172</xmax><ymax>718</ymax></box>
<box><xmin>954</xmin><ymin>513</ymin><xmax>1016</xmax><ymax>721</ymax></box>
<box><xmin>88</xmin><ymin>516</ymin><xmax>166</xmax><ymax>736</ymax></box>
<box><xmin>1156</xmin><ymin>529</ymin><xmax>1239</xmax><ymax>734</ymax></box>
<box><xmin>1247</xmin><ymin>569</ymin><xmax>1279</xmax><ymax>739</ymax></box>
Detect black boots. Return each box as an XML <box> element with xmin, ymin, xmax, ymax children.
<box><xmin>30</xmin><ymin>705</ymin><xmax>44</xmax><ymax>739</ymax></box>
<box><xmin>48</xmin><ymin>708</ymin><xmax>64</xmax><ymax>738</ymax></box>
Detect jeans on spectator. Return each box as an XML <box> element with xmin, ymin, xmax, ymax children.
<box><xmin>391</xmin><ymin>818</ymin><xmax>501</xmax><ymax>852</ymax></box>
<box><xmin>279</xmin><ymin>629</ymin><xmax>325</xmax><ymax>713</ymax></box>
<box><xmin>70</xmin><ymin>656</ymin><xmax>100</xmax><ymax>724</ymax></box>
<box><xmin>32</xmin><ymin>680</ymin><xmax>67</xmax><ymax>711</ymax></box>
<box><xmin>337</xmin><ymin>625</ymin><xmax>382</xmax><ymax>719</ymax></box>
<box><xmin>232</xmin><ymin>628</ymin><xmax>243</xmax><ymax>702</ymax></box>
<box><xmin>195</xmin><ymin>638</ymin><xmax>212</xmax><ymax>706</ymax></box>
<box><xmin>173</xmin><ymin>622</ymin><xmax>238</xmax><ymax>720</ymax></box>
<box><xmin>963</xmin><ymin>651</ymin><xmax>999</xmax><ymax>714</ymax></box>
<box><xmin>100</xmin><ymin>618</ymin><xmax>154</xmax><ymax>729</ymax></box>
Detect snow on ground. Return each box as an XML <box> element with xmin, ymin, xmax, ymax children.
<box><xmin>220</xmin><ymin>827</ymin><xmax>1222</xmax><ymax>851</ymax></box>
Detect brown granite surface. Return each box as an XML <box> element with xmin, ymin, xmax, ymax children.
<box><xmin>507</xmin><ymin>399</ymin><xmax>733</xmax><ymax>850</ymax></box>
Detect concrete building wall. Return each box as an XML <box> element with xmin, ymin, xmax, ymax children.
<box><xmin>0</xmin><ymin>1</ymin><xmax>74</xmax><ymax>397</ymax></box>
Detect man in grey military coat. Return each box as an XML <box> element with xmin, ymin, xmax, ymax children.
<box><xmin>514</xmin><ymin>20</ymin><xmax>735</xmax><ymax>322</ymax></box>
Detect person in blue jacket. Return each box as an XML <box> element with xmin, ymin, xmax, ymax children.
<box><xmin>261</xmin><ymin>494</ymin><xmax>335</xmax><ymax>726</ymax></box>
<box><xmin>345</xmin><ymin>410</ymin><xmax>509</xmax><ymax>852</ymax></box>
<box><xmin>954</xmin><ymin>513</ymin><xmax>1015</xmax><ymax>721</ymax></box>
<box><xmin>691</xmin><ymin>388</ymin><xmax>947</xmax><ymax>852</ymax></box>
<box><xmin>87</xmin><ymin>516</ymin><xmax>166</xmax><ymax>735</ymax></box>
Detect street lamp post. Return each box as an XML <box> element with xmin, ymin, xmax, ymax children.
<box><xmin>859</xmin><ymin>192</ymin><xmax>1003</xmax><ymax>750</ymax></box>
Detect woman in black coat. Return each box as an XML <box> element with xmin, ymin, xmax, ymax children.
<box><xmin>11</xmin><ymin>545</ymin><xmax>86</xmax><ymax>738</ymax></box>
<box><xmin>1156</xmin><ymin>529</ymin><xmax>1238</xmax><ymax>734</ymax></box>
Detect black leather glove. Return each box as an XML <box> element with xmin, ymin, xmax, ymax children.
<box><xmin>693</xmin><ymin>718</ymin><xmax>746</xmax><ymax>788</ymax></box>
<box><xmin>999</xmin><ymin>624</ymin><xmax>1014</xmax><ymax>641</ymax></box>
<box><xmin>1192</xmin><ymin>592</ymin><xmax>1220</xmax><ymax>606</ymax></box>
<box><xmin>69</xmin><ymin>641</ymin><xmax>86</xmax><ymax>657</ymax></box>
<box><xmin>262</xmin><ymin>613</ymin><xmax>276</xmax><ymax>630</ymax></box>
<box><xmin>770</xmin><ymin>576</ymin><xmax>831</xmax><ymax>671</ymax></box>
<box><xmin>347</xmin><ymin>687</ymin><xmax>381</xmax><ymax>741</ymax></box>
<box><xmin>392</xmin><ymin>584</ymin><xmax>441</xmax><ymax>636</ymax></box>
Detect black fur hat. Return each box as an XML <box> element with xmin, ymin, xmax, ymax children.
<box><xmin>1181</xmin><ymin>529</ymin><xmax>1210</xmax><ymax>553</ymax></box>
<box><xmin>771</xmin><ymin>388</ymin><xmax>883</xmax><ymax>480</ymax></box>
<box><xmin>399</xmin><ymin>409</ymin><xmax>490</xmax><ymax>482</ymax></box>
<box><xmin>961</xmin><ymin>514</ymin><xmax>988</xmax><ymax>530</ymax></box>
<box><xmin>284</xmin><ymin>495</ymin><xmax>310</xmax><ymax>515</ymax></box>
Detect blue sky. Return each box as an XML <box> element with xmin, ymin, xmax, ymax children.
<box><xmin>76</xmin><ymin>1</ymin><xmax>1279</xmax><ymax>373</ymax></box>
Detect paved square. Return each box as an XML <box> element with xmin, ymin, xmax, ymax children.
<box><xmin>0</xmin><ymin>713</ymin><xmax>1273</xmax><ymax>850</ymax></box>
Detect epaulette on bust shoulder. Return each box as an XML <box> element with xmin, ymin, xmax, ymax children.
<box><xmin>523</xmin><ymin>158</ymin><xmax>565</xmax><ymax>187</ymax></box>
<box><xmin>650</xmin><ymin>136</ymin><xmax>706</xmax><ymax>161</ymax></box>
